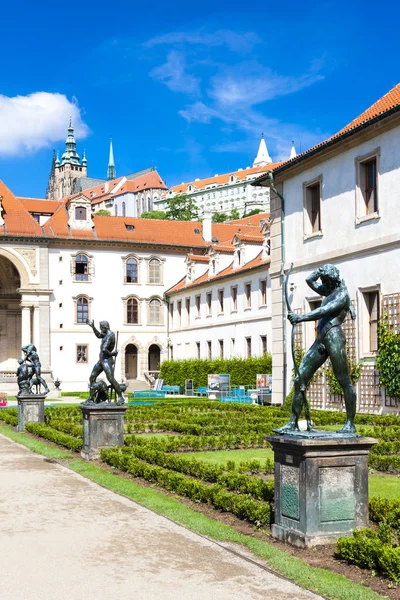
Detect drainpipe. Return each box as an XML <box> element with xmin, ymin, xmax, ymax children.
<box><xmin>265</xmin><ymin>171</ymin><xmax>288</xmax><ymax>403</ymax></box>
<box><xmin>163</xmin><ymin>293</ymin><xmax>170</xmax><ymax>361</ymax></box>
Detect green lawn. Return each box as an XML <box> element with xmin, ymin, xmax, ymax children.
<box><xmin>369</xmin><ymin>474</ymin><xmax>400</xmax><ymax>499</ymax></box>
<box><xmin>184</xmin><ymin>448</ymin><xmax>274</xmax><ymax>465</ymax></box>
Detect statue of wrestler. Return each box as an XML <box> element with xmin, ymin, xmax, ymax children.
<box><xmin>276</xmin><ymin>264</ymin><xmax>357</xmax><ymax>434</ymax></box>
<box><xmin>21</xmin><ymin>344</ymin><xmax>49</xmax><ymax>394</ymax></box>
<box><xmin>86</xmin><ymin>320</ymin><xmax>125</xmax><ymax>405</ymax></box>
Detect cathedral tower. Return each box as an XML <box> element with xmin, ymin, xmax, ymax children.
<box><xmin>46</xmin><ymin>118</ymin><xmax>88</xmax><ymax>199</ymax></box>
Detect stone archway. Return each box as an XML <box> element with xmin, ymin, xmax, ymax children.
<box><xmin>120</xmin><ymin>336</ymin><xmax>145</xmax><ymax>381</ymax></box>
<box><xmin>125</xmin><ymin>344</ymin><xmax>138</xmax><ymax>379</ymax></box>
<box><xmin>0</xmin><ymin>255</ymin><xmax>22</xmax><ymax>371</ymax></box>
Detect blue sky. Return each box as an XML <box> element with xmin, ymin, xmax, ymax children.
<box><xmin>1</xmin><ymin>0</ymin><xmax>399</xmax><ymax>197</ymax></box>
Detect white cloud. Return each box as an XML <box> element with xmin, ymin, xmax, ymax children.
<box><xmin>145</xmin><ymin>30</ymin><xmax>260</xmax><ymax>54</ymax></box>
<box><xmin>150</xmin><ymin>51</ymin><xmax>200</xmax><ymax>95</ymax></box>
<box><xmin>0</xmin><ymin>92</ymin><xmax>89</xmax><ymax>156</ymax></box>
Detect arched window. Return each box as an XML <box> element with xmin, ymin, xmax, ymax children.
<box><xmin>115</xmin><ymin>205</ymin><xmax>118</xmax><ymax>216</ymax></box>
<box><xmin>147</xmin><ymin>196</ymin><xmax>151</xmax><ymax>211</ymax></box>
<box><xmin>122</xmin><ymin>201</ymin><xmax>126</xmax><ymax>217</ymax></box>
<box><xmin>126</xmin><ymin>258</ymin><xmax>138</xmax><ymax>283</ymax></box>
<box><xmin>148</xmin><ymin>258</ymin><xmax>161</xmax><ymax>284</ymax></box>
<box><xmin>76</xmin><ymin>296</ymin><xmax>89</xmax><ymax>323</ymax></box>
<box><xmin>127</xmin><ymin>298</ymin><xmax>139</xmax><ymax>324</ymax></box>
<box><xmin>148</xmin><ymin>298</ymin><xmax>162</xmax><ymax>324</ymax></box>
<box><xmin>75</xmin><ymin>254</ymin><xmax>89</xmax><ymax>281</ymax></box>
<box><xmin>75</xmin><ymin>206</ymin><xmax>87</xmax><ymax>220</ymax></box>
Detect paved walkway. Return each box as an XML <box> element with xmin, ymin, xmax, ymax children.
<box><xmin>0</xmin><ymin>434</ymin><xmax>322</xmax><ymax>600</ymax></box>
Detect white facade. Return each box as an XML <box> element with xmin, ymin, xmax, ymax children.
<box><xmin>264</xmin><ymin>103</ymin><xmax>400</xmax><ymax>413</ymax></box>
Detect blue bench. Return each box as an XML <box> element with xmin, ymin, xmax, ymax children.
<box><xmin>195</xmin><ymin>386</ymin><xmax>208</xmax><ymax>397</ymax></box>
<box><xmin>161</xmin><ymin>385</ymin><xmax>182</xmax><ymax>395</ymax></box>
<box><xmin>132</xmin><ymin>390</ymin><xmax>166</xmax><ymax>399</ymax></box>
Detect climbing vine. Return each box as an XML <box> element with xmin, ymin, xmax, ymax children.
<box><xmin>325</xmin><ymin>359</ymin><xmax>363</xmax><ymax>396</ymax></box>
<box><xmin>376</xmin><ymin>314</ymin><xmax>400</xmax><ymax>398</ymax></box>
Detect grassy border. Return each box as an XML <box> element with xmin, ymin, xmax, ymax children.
<box><xmin>0</xmin><ymin>424</ymin><xmax>385</xmax><ymax>600</ymax></box>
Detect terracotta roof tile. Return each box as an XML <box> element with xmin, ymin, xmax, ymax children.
<box><xmin>228</xmin><ymin>212</ymin><xmax>270</xmax><ymax>226</ymax></box>
<box><xmin>187</xmin><ymin>254</ymin><xmax>209</xmax><ymax>262</ymax></box>
<box><xmin>234</xmin><ymin>233</ymin><xmax>264</xmax><ymax>243</ymax></box>
<box><xmin>0</xmin><ymin>181</ymin><xmax>43</xmax><ymax>237</ymax></box>
<box><xmin>167</xmin><ymin>252</ymin><xmax>270</xmax><ymax>294</ymax></box>
<box><xmin>20</xmin><ymin>199</ymin><xmax>62</xmax><ymax>214</ymax></box>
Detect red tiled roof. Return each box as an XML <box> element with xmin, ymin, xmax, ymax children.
<box><xmin>167</xmin><ymin>251</ymin><xmax>270</xmax><ymax>294</ymax></box>
<box><xmin>228</xmin><ymin>212</ymin><xmax>270</xmax><ymax>226</ymax></box>
<box><xmin>20</xmin><ymin>199</ymin><xmax>62</xmax><ymax>214</ymax></box>
<box><xmin>168</xmin><ymin>163</ymin><xmax>282</xmax><ymax>194</ymax></box>
<box><xmin>260</xmin><ymin>83</ymin><xmax>400</xmax><ymax>180</ymax></box>
<box><xmin>0</xmin><ymin>181</ymin><xmax>43</xmax><ymax>237</ymax></box>
<box><xmin>187</xmin><ymin>254</ymin><xmax>209</xmax><ymax>262</ymax></box>
<box><xmin>76</xmin><ymin>171</ymin><xmax>168</xmax><ymax>206</ymax></box>
<box><xmin>234</xmin><ymin>233</ymin><xmax>264</xmax><ymax>243</ymax></box>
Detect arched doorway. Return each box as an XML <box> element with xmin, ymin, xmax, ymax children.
<box><xmin>148</xmin><ymin>344</ymin><xmax>160</xmax><ymax>372</ymax></box>
<box><xmin>0</xmin><ymin>256</ymin><xmax>22</xmax><ymax>370</ymax></box>
<box><xmin>125</xmin><ymin>344</ymin><xmax>138</xmax><ymax>379</ymax></box>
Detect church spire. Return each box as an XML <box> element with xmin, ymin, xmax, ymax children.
<box><xmin>253</xmin><ymin>133</ymin><xmax>272</xmax><ymax>167</ymax></box>
<box><xmin>107</xmin><ymin>138</ymin><xmax>116</xmax><ymax>181</ymax></box>
<box><xmin>61</xmin><ymin>116</ymin><xmax>81</xmax><ymax>165</ymax></box>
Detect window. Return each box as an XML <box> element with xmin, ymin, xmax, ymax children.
<box><xmin>122</xmin><ymin>201</ymin><xmax>126</xmax><ymax>217</ymax></box>
<box><xmin>364</xmin><ymin>291</ymin><xmax>380</xmax><ymax>353</ymax></box>
<box><xmin>77</xmin><ymin>344</ymin><xmax>88</xmax><ymax>363</ymax></box>
<box><xmin>127</xmin><ymin>298</ymin><xmax>139</xmax><ymax>324</ymax></box>
<box><xmin>260</xmin><ymin>335</ymin><xmax>267</xmax><ymax>355</ymax></box>
<box><xmin>76</xmin><ymin>296</ymin><xmax>89</xmax><ymax>323</ymax></box>
<box><xmin>357</xmin><ymin>154</ymin><xmax>379</xmax><ymax>218</ymax></box>
<box><xmin>219</xmin><ymin>339</ymin><xmax>224</xmax><ymax>358</ymax></box>
<box><xmin>148</xmin><ymin>258</ymin><xmax>162</xmax><ymax>284</ymax></box>
<box><xmin>196</xmin><ymin>341</ymin><xmax>201</xmax><ymax>359</ymax></box>
<box><xmin>75</xmin><ymin>206</ymin><xmax>87</xmax><ymax>220</ymax></box>
<box><xmin>169</xmin><ymin>302</ymin><xmax>174</xmax><ymax>323</ymax></box>
<box><xmin>231</xmin><ymin>338</ymin><xmax>235</xmax><ymax>355</ymax></box>
<box><xmin>170</xmin><ymin>345</ymin><xmax>174</xmax><ymax>360</ymax></box>
<box><xmin>148</xmin><ymin>298</ymin><xmax>163</xmax><ymax>325</ymax></box>
<box><xmin>125</xmin><ymin>258</ymin><xmax>138</xmax><ymax>283</ymax></box>
<box><xmin>207</xmin><ymin>340</ymin><xmax>212</xmax><ymax>359</ymax></box>
<box><xmin>177</xmin><ymin>300</ymin><xmax>182</xmax><ymax>326</ymax></box>
<box><xmin>309</xmin><ymin>299</ymin><xmax>322</xmax><ymax>339</ymax></box>
<box><xmin>246</xmin><ymin>337</ymin><xmax>252</xmax><ymax>358</ymax></box>
<box><xmin>260</xmin><ymin>279</ymin><xmax>267</xmax><ymax>306</ymax></box>
<box><xmin>245</xmin><ymin>283</ymin><xmax>252</xmax><ymax>308</ymax></box>
<box><xmin>206</xmin><ymin>292</ymin><xmax>212</xmax><ymax>315</ymax></box>
<box><xmin>231</xmin><ymin>286</ymin><xmax>238</xmax><ymax>311</ymax></box>
<box><xmin>74</xmin><ymin>254</ymin><xmax>89</xmax><ymax>281</ymax></box>
<box><xmin>195</xmin><ymin>295</ymin><xmax>201</xmax><ymax>317</ymax></box>
<box><xmin>304</xmin><ymin>179</ymin><xmax>321</xmax><ymax>235</ymax></box>
<box><xmin>218</xmin><ymin>289</ymin><xmax>224</xmax><ymax>313</ymax></box>
<box><xmin>115</xmin><ymin>205</ymin><xmax>118</xmax><ymax>216</ymax></box>
<box><xmin>185</xmin><ymin>298</ymin><xmax>190</xmax><ymax>325</ymax></box>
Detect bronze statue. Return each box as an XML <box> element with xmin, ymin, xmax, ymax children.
<box><xmin>85</xmin><ymin>320</ymin><xmax>125</xmax><ymax>404</ymax></box>
<box><xmin>275</xmin><ymin>264</ymin><xmax>357</xmax><ymax>435</ymax></box>
<box><xmin>17</xmin><ymin>344</ymin><xmax>49</xmax><ymax>396</ymax></box>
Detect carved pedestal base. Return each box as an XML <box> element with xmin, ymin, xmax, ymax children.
<box><xmin>80</xmin><ymin>404</ymin><xmax>128</xmax><ymax>460</ymax></box>
<box><xmin>17</xmin><ymin>395</ymin><xmax>46</xmax><ymax>431</ymax></box>
<box><xmin>266</xmin><ymin>435</ymin><xmax>377</xmax><ymax>548</ymax></box>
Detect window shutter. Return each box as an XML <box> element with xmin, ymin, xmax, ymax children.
<box><xmin>70</xmin><ymin>258</ymin><xmax>75</xmax><ymax>275</ymax></box>
<box><xmin>89</xmin><ymin>261</ymin><xmax>95</xmax><ymax>277</ymax></box>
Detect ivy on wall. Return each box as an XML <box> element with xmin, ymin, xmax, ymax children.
<box><xmin>376</xmin><ymin>314</ymin><xmax>400</xmax><ymax>399</ymax></box>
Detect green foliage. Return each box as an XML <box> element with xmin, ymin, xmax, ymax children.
<box><xmin>376</xmin><ymin>313</ymin><xmax>400</xmax><ymax>398</ymax></box>
<box><xmin>246</xmin><ymin>208</ymin><xmax>262</xmax><ymax>216</ymax></box>
<box><xmin>96</xmin><ymin>209</ymin><xmax>111</xmax><ymax>216</ymax></box>
<box><xmin>164</xmin><ymin>194</ymin><xmax>198</xmax><ymax>221</ymax></box>
<box><xmin>212</xmin><ymin>212</ymin><xmax>228</xmax><ymax>223</ymax></box>
<box><xmin>229</xmin><ymin>208</ymin><xmax>241</xmax><ymax>220</ymax></box>
<box><xmin>325</xmin><ymin>359</ymin><xmax>363</xmax><ymax>395</ymax></box>
<box><xmin>140</xmin><ymin>210</ymin><xmax>167</xmax><ymax>219</ymax></box>
<box><xmin>159</xmin><ymin>355</ymin><xmax>272</xmax><ymax>388</ymax></box>
<box><xmin>25</xmin><ymin>423</ymin><xmax>82</xmax><ymax>452</ymax></box>
<box><xmin>0</xmin><ymin>408</ymin><xmax>18</xmax><ymax>426</ymax></box>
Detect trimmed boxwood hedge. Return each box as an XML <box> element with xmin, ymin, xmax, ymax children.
<box><xmin>159</xmin><ymin>355</ymin><xmax>272</xmax><ymax>388</ymax></box>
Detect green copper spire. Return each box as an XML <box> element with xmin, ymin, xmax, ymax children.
<box><xmin>107</xmin><ymin>138</ymin><xmax>116</xmax><ymax>180</ymax></box>
<box><xmin>61</xmin><ymin>116</ymin><xmax>81</xmax><ymax>166</ymax></box>
<box><xmin>82</xmin><ymin>150</ymin><xmax>87</xmax><ymax>166</ymax></box>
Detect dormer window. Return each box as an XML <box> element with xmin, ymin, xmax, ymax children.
<box><xmin>75</xmin><ymin>206</ymin><xmax>87</xmax><ymax>220</ymax></box>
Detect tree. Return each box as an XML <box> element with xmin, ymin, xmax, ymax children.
<box><xmin>141</xmin><ymin>210</ymin><xmax>167</xmax><ymax>220</ymax></box>
<box><xmin>96</xmin><ymin>209</ymin><xmax>111</xmax><ymax>216</ymax></box>
<box><xmin>229</xmin><ymin>208</ymin><xmax>241</xmax><ymax>220</ymax></box>
<box><xmin>246</xmin><ymin>208</ymin><xmax>262</xmax><ymax>217</ymax></box>
<box><xmin>212</xmin><ymin>212</ymin><xmax>228</xmax><ymax>223</ymax></box>
<box><xmin>165</xmin><ymin>194</ymin><xmax>198</xmax><ymax>221</ymax></box>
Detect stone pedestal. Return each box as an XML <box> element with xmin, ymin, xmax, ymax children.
<box><xmin>266</xmin><ymin>434</ymin><xmax>377</xmax><ymax>548</ymax></box>
<box><xmin>80</xmin><ymin>404</ymin><xmax>128</xmax><ymax>460</ymax></box>
<box><xmin>17</xmin><ymin>395</ymin><xmax>46</xmax><ymax>431</ymax></box>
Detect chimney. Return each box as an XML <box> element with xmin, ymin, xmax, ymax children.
<box><xmin>202</xmin><ymin>211</ymin><xmax>212</xmax><ymax>243</ymax></box>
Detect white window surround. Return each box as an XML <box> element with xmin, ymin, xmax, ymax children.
<box><xmin>145</xmin><ymin>255</ymin><xmax>166</xmax><ymax>285</ymax></box>
<box><xmin>355</xmin><ymin>148</ymin><xmax>381</xmax><ymax>225</ymax></box>
<box><xmin>122</xmin><ymin>254</ymin><xmax>142</xmax><ymax>284</ymax></box>
<box><xmin>303</xmin><ymin>175</ymin><xmax>323</xmax><ymax>239</ymax></box>
<box><xmin>122</xmin><ymin>295</ymin><xmax>142</xmax><ymax>326</ymax></box>
<box><xmin>73</xmin><ymin>294</ymin><xmax>93</xmax><ymax>325</ymax></box>
<box><xmin>357</xmin><ymin>285</ymin><xmax>381</xmax><ymax>358</ymax></box>
<box><xmin>147</xmin><ymin>296</ymin><xmax>164</xmax><ymax>325</ymax></box>
<box><xmin>70</xmin><ymin>251</ymin><xmax>94</xmax><ymax>283</ymax></box>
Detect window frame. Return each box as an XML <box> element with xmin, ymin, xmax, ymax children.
<box><xmin>147</xmin><ymin>296</ymin><xmax>164</xmax><ymax>326</ymax></box>
<box><xmin>244</xmin><ymin>282</ymin><xmax>252</xmax><ymax>309</ymax></box>
<box><xmin>259</xmin><ymin>279</ymin><xmax>267</xmax><ymax>307</ymax></box>
<box><xmin>218</xmin><ymin>289</ymin><xmax>224</xmax><ymax>314</ymax></box>
<box><xmin>355</xmin><ymin>148</ymin><xmax>380</xmax><ymax>224</ymax></box>
<box><xmin>303</xmin><ymin>175</ymin><xmax>322</xmax><ymax>239</ymax></box>
<box><xmin>126</xmin><ymin>296</ymin><xmax>140</xmax><ymax>325</ymax></box>
<box><xmin>206</xmin><ymin>292</ymin><xmax>212</xmax><ymax>316</ymax></box>
<box><xmin>76</xmin><ymin>344</ymin><xmax>89</xmax><ymax>364</ymax></box>
<box><xmin>73</xmin><ymin>294</ymin><xmax>92</xmax><ymax>325</ymax></box>
<box><xmin>231</xmin><ymin>286</ymin><xmax>238</xmax><ymax>312</ymax></box>
<box><xmin>359</xmin><ymin>287</ymin><xmax>380</xmax><ymax>356</ymax></box>
<box><xmin>195</xmin><ymin>294</ymin><xmax>201</xmax><ymax>318</ymax></box>
<box><xmin>146</xmin><ymin>256</ymin><xmax>165</xmax><ymax>285</ymax></box>
<box><xmin>71</xmin><ymin>252</ymin><xmax>92</xmax><ymax>283</ymax></box>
